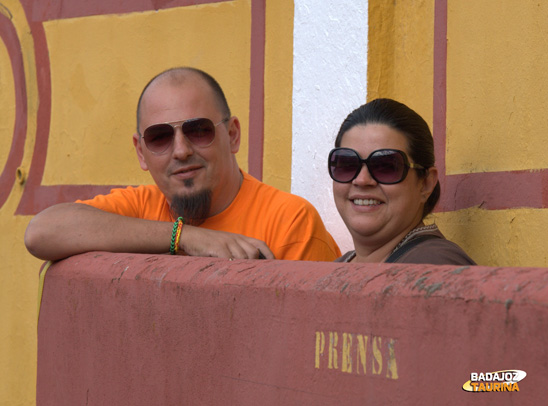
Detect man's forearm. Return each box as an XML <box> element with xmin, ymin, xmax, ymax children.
<box><xmin>25</xmin><ymin>202</ymin><xmax>275</xmax><ymax>261</ymax></box>
<box><xmin>24</xmin><ymin>202</ymin><xmax>172</xmax><ymax>261</ymax></box>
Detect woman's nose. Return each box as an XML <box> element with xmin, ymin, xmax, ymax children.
<box><xmin>352</xmin><ymin>163</ymin><xmax>378</xmax><ymax>186</ymax></box>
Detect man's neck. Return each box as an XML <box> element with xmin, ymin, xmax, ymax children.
<box><xmin>208</xmin><ymin>167</ymin><xmax>244</xmax><ymax>217</ymax></box>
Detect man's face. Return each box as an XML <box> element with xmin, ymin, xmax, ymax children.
<box><xmin>133</xmin><ymin>77</ymin><xmax>241</xmax><ymax>217</ymax></box>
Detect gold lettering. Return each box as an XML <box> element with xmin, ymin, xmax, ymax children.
<box><xmin>315</xmin><ymin>331</ymin><xmax>325</xmax><ymax>369</ymax></box>
<box><xmin>493</xmin><ymin>383</ymin><xmax>501</xmax><ymax>391</ymax></box>
<box><xmin>328</xmin><ymin>332</ymin><xmax>339</xmax><ymax>369</ymax></box>
<box><xmin>512</xmin><ymin>382</ymin><xmax>519</xmax><ymax>392</ymax></box>
<box><xmin>471</xmin><ymin>382</ymin><xmax>479</xmax><ymax>391</ymax></box>
<box><xmin>342</xmin><ymin>333</ymin><xmax>352</xmax><ymax>373</ymax></box>
<box><xmin>385</xmin><ymin>338</ymin><xmax>399</xmax><ymax>380</ymax></box>
<box><xmin>502</xmin><ymin>382</ymin><xmax>511</xmax><ymax>391</ymax></box>
<box><xmin>356</xmin><ymin>335</ymin><xmax>368</xmax><ymax>375</ymax></box>
<box><xmin>316</xmin><ymin>330</ymin><xmax>400</xmax><ymax>380</ymax></box>
<box><xmin>372</xmin><ymin>336</ymin><xmax>382</xmax><ymax>375</ymax></box>
<box><xmin>478</xmin><ymin>382</ymin><xmax>486</xmax><ymax>391</ymax></box>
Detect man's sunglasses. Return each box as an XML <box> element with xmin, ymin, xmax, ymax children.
<box><xmin>328</xmin><ymin>147</ymin><xmax>425</xmax><ymax>184</ymax></box>
<box><xmin>142</xmin><ymin>117</ymin><xmax>229</xmax><ymax>155</ymax></box>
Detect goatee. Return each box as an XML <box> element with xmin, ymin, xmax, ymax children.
<box><xmin>170</xmin><ymin>189</ymin><xmax>212</xmax><ymax>226</ymax></box>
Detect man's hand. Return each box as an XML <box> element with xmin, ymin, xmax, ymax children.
<box><xmin>180</xmin><ymin>226</ymin><xmax>274</xmax><ymax>259</ymax></box>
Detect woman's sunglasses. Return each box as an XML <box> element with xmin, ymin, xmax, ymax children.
<box><xmin>142</xmin><ymin>117</ymin><xmax>229</xmax><ymax>155</ymax></box>
<box><xmin>328</xmin><ymin>147</ymin><xmax>425</xmax><ymax>184</ymax></box>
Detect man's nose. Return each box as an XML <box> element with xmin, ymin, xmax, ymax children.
<box><xmin>171</xmin><ymin>127</ymin><xmax>194</xmax><ymax>160</ymax></box>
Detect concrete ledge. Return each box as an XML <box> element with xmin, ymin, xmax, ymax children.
<box><xmin>37</xmin><ymin>252</ymin><xmax>548</xmax><ymax>405</ymax></box>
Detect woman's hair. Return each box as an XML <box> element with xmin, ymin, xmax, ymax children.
<box><xmin>335</xmin><ymin>98</ymin><xmax>440</xmax><ymax>218</ymax></box>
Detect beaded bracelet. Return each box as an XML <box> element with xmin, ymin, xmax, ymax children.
<box><xmin>170</xmin><ymin>217</ymin><xmax>184</xmax><ymax>255</ymax></box>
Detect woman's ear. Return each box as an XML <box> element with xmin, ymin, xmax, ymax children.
<box><xmin>420</xmin><ymin>166</ymin><xmax>438</xmax><ymax>202</ymax></box>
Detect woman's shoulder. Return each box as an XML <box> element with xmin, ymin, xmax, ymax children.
<box><xmin>397</xmin><ymin>233</ymin><xmax>476</xmax><ymax>265</ymax></box>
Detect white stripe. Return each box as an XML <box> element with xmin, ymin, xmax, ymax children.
<box><xmin>292</xmin><ymin>0</ymin><xmax>368</xmax><ymax>253</ymax></box>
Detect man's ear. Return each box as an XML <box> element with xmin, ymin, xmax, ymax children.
<box><xmin>227</xmin><ymin>117</ymin><xmax>241</xmax><ymax>154</ymax></box>
<box><xmin>420</xmin><ymin>166</ymin><xmax>438</xmax><ymax>203</ymax></box>
<box><xmin>133</xmin><ymin>133</ymin><xmax>149</xmax><ymax>171</ymax></box>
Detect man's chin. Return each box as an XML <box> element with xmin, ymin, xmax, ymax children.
<box><xmin>171</xmin><ymin>186</ymin><xmax>206</xmax><ymax>200</ymax></box>
<box><xmin>182</xmin><ymin>178</ymin><xmax>196</xmax><ymax>188</ymax></box>
<box><xmin>169</xmin><ymin>177</ymin><xmax>201</xmax><ymax>196</ymax></box>
<box><xmin>170</xmin><ymin>188</ymin><xmax>212</xmax><ymax>226</ymax></box>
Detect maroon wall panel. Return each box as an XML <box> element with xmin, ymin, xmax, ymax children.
<box><xmin>37</xmin><ymin>253</ymin><xmax>548</xmax><ymax>405</ymax></box>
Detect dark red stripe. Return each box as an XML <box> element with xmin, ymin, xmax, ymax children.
<box><xmin>15</xmin><ymin>18</ymin><xmax>52</xmax><ymax>215</ymax></box>
<box><xmin>0</xmin><ymin>13</ymin><xmax>27</xmax><ymax>211</ymax></box>
<box><xmin>18</xmin><ymin>185</ymin><xmax>130</xmax><ymax>213</ymax></box>
<box><xmin>22</xmin><ymin>0</ymin><xmax>232</xmax><ymax>22</ymax></box>
<box><xmin>433</xmin><ymin>0</ymin><xmax>447</xmax><ymax>178</ymax></box>
<box><xmin>248</xmin><ymin>0</ymin><xmax>265</xmax><ymax>180</ymax></box>
<box><xmin>440</xmin><ymin>170</ymin><xmax>548</xmax><ymax>210</ymax></box>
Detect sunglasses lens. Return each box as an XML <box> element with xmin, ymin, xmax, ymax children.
<box><xmin>329</xmin><ymin>149</ymin><xmax>361</xmax><ymax>182</ymax></box>
<box><xmin>143</xmin><ymin>124</ymin><xmax>174</xmax><ymax>154</ymax></box>
<box><xmin>182</xmin><ymin>118</ymin><xmax>216</xmax><ymax>147</ymax></box>
<box><xmin>368</xmin><ymin>150</ymin><xmax>405</xmax><ymax>184</ymax></box>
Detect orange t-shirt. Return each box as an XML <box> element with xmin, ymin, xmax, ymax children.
<box><xmin>78</xmin><ymin>171</ymin><xmax>340</xmax><ymax>261</ymax></box>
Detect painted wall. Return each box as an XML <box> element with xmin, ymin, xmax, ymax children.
<box><xmin>1</xmin><ymin>0</ymin><xmax>547</xmax><ymax>404</ymax></box>
<box><xmin>366</xmin><ymin>0</ymin><xmax>548</xmax><ymax>266</ymax></box>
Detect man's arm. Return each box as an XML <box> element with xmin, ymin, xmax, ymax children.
<box><xmin>24</xmin><ymin>202</ymin><xmax>274</xmax><ymax>261</ymax></box>
<box><xmin>274</xmin><ymin>203</ymin><xmax>341</xmax><ymax>261</ymax></box>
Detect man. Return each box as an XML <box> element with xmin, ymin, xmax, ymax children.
<box><xmin>25</xmin><ymin>67</ymin><xmax>340</xmax><ymax>261</ymax></box>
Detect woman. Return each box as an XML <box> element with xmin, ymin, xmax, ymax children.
<box><xmin>329</xmin><ymin>98</ymin><xmax>475</xmax><ymax>265</ymax></box>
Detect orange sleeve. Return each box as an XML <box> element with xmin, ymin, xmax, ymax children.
<box><xmin>76</xmin><ymin>185</ymin><xmax>172</xmax><ymax>222</ymax></box>
<box><xmin>270</xmin><ymin>200</ymin><xmax>341</xmax><ymax>262</ymax></box>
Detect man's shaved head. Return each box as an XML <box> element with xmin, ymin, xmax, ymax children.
<box><xmin>136</xmin><ymin>67</ymin><xmax>231</xmax><ymax>134</ymax></box>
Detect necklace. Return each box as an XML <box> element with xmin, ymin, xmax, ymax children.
<box><xmin>389</xmin><ymin>224</ymin><xmax>438</xmax><ymax>256</ymax></box>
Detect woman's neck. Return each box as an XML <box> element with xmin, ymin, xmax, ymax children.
<box><xmin>351</xmin><ymin>221</ymin><xmax>425</xmax><ymax>263</ymax></box>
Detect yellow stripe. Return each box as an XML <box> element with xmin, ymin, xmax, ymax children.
<box><xmin>37</xmin><ymin>261</ymin><xmax>53</xmax><ymax>324</ymax></box>
<box><xmin>263</xmin><ymin>0</ymin><xmax>293</xmax><ymax>192</ymax></box>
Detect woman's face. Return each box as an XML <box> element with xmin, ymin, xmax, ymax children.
<box><xmin>333</xmin><ymin>123</ymin><xmax>435</xmax><ymax>250</ymax></box>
